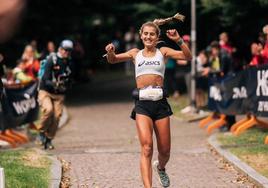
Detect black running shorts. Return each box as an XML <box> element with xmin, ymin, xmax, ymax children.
<box><xmin>130</xmin><ymin>98</ymin><xmax>173</xmax><ymax>121</ymax></box>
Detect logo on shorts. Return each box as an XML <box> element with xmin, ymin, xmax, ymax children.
<box><xmin>138</xmin><ymin>60</ymin><xmax>160</xmax><ymax>67</ymax></box>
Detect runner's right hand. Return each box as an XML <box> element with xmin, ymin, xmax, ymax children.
<box><xmin>105</xmin><ymin>43</ymin><xmax>115</xmax><ymax>53</ymax></box>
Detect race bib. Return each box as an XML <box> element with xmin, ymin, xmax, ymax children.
<box><xmin>139</xmin><ymin>86</ymin><xmax>163</xmax><ymax>101</ymax></box>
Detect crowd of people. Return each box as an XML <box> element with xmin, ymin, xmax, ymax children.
<box><xmin>0</xmin><ymin>39</ymin><xmax>78</xmax><ymax>149</ymax></box>
<box><xmin>161</xmin><ymin>25</ymin><xmax>268</xmax><ymax>131</ymax></box>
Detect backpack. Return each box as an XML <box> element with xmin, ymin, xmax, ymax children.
<box><xmin>38</xmin><ymin>52</ymin><xmax>57</xmax><ymax>80</ymax></box>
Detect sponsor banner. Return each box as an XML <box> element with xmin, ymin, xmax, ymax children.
<box><xmin>0</xmin><ymin>81</ymin><xmax>39</xmax><ymax>130</ymax></box>
<box><xmin>208</xmin><ymin>64</ymin><xmax>268</xmax><ymax>116</ymax></box>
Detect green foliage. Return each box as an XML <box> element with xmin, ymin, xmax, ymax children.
<box><xmin>200</xmin><ymin>0</ymin><xmax>268</xmax><ymax>27</ymax></box>
<box><xmin>2</xmin><ymin>0</ymin><xmax>268</xmax><ymax>69</ymax></box>
<box><xmin>201</xmin><ymin>0</ymin><xmax>226</xmax><ymax>11</ymax></box>
<box><xmin>257</xmin><ymin>0</ymin><xmax>268</xmax><ymax>6</ymax></box>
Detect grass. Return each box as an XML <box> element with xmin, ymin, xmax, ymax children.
<box><xmin>0</xmin><ymin>148</ymin><xmax>51</xmax><ymax>188</ymax></box>
<box><xmin>217</xmin><ymin>127</ymin><xmax>268</xmax><ymax>178</ymax></box>
<box><xmin>168</xmin><ymin>95</ymin><xmax>209</xmax><ymax>121</ymax></box>
<box><xmin>168</xmin><ymin>95</ymin><xmax>190</xmax><ymax>117</ymax></box>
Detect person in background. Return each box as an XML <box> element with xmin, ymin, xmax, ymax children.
<box><xmin>208</xmin><ymin>41</ymin><xmax>235</xmax><ymax>131</ymax></box>
<box><xmin>11</xmin><ymin>45</ymin><xmax>40</xmax><ymax>131</ymax></box>
<box><xmin>40</xmin><ymin>41</ymin><xmax>56</xmax><ymax>60</ymax></box>
<box><xmin>13</xmin><ymin>45</ymin><xmax>40</xmax><ymax>83</ymax></box>
<box><xmin>219</xmin><ymin>32</ymin><xmax>236</xmax><ymax>56</ymax></box>
<box><xmin>262</xmin><ymin>24</ymin><xmax>268</xmax><ymax>64</ymax></box>
<box><xmin>30</xmin><ymin>39</ymin><xmax>41</xmax><ymax>59</ymax></box>
<box><xmin>248</xmin><ymin>42</ymin><xmax>266</xmax><ymax>67</ymax></box>
<box><xmin>38</xmin><ymin>39</ymin><xmax>74</xmax><ymax>150</ymax></box>
<box><xmin>195</xmin><ymin>50</ymin><xmax>209</xmax><ymax>110</ymax></box>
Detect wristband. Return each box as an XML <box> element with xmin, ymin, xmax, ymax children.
<box><xmin>177</xmin><ymin>38</ymin><xmax>184</xmax><ymax>46</ymax></box>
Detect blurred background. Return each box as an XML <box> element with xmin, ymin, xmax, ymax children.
<box><xmin>0</xmin><ymin>0</ymin><xmax>267</xmax><ymax>72</ymax></box>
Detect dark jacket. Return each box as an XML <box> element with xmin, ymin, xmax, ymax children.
<box><xmin>39</xmin><ymin>54</ymin><xmax>73</xmax><ymax>94</ymax></box>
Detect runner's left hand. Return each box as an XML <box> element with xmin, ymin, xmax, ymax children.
<box><xmin>166</xmin><ymin>29</ymin><xmax>181</xmax><ymax>43</ymax></box>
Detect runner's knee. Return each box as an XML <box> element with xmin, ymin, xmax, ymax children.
<box><xmin>158</xmin><ymin>147</ymin><xmax>170</xmax><ymax>158</ymax></box>
<box><xmin>142</xmin><ymin>144</ymin><xmax>153</xmax><ymax>158</ymax></box>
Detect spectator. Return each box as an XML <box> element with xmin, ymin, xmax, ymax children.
<box><xmin>262</xmin><ymin>24</ymin><xmax>268</xmax><ymax>64</ymax></box>
<box><xmin>208</xmin><ymin>41</ymin><xmax>235</xmax><ymax>131</ymax></box>
<box><xmin>30</xmin><ymin>39</ymin><xmax>41</xmax><ymax>59</ymax></box>
<box><xmin>196</xmin><ymin>50</ymin><xmax>209</xmax><ymax>110</ymax></box>
<box><xmin>40</xmin><ymin>41</ymin><xmax>56</xmax><ymax>60</ymax></box>
<box><xmin>219</xmin><ymin>32</ymin><xmax>236</xmax><ymax>56</ymax></box>
<box><xmin>38</xmin><ymin>39</ymin><xmax>74</xmax><ymax>150</ymax></box>
<box><xmin>208</xmin><ymin>41</ymin><xmax>233</xmax><ymax>75</ymax></box>
<box><xmin>13</xmin><ymin>45</ymin><xmax>40</xmax><ymax>83</ymax></box>
<box><xmin>249</xmin><ymin>42</ymin><xmax>265</xmax><ymax>67</ymax></box>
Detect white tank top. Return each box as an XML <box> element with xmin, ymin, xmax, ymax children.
<box><xmin>135</xmin><ymin>49</ymin><xmax>165</xmax><ymax>78</ymax></box>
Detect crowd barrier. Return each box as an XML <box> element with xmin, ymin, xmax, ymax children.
<box><xmin>198</xmin><ymin>65</ymin><xmax>268</xmax><ymax>144</ymax></box>
<box><xmin>0</xmin><ymin>81</ymin><xmax>38</xmax><ymax>147</ymax></box>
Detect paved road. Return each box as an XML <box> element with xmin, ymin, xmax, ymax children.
<box><xmin>51</xmin><ymin>72</ymin><xmax>256</xmax><ymax>188</ymax></box>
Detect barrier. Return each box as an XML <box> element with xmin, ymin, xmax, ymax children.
<box><xmin>230</xmin><ymin>114</ymin><xmax>251</xmax><ymax>133</ymax></box>
<box><xmin>229</xmin><ymin>114</ymin><xmax>268</xmax><ymax>136</ymax></box>
<box><xmin>0</xmin><ymin>81</ymin><xmax>38</xmax><ymax>147</ymax></box>
<box><xmin>198</xmin><ymin>112</ymin><xmax>227</xmax><ymax>134</ymax></box>
<box><xmin>201</xmin><ymin>65</ymin><xmax>268</xmax><ymax>143</ymax></box>
<box><xmin>265</xmin><ymin>136</ymin><xmax>268</xmax><ymax>144</ymax></box>
<box><xmin>206</xmin><ymin>114</ymin><xmax>226</xmax><ymax>134</ymax></box>
<box><xmin>199</xmin><ymin>112</ymin><xmax>216</xmax><ymax>128</ymax></box>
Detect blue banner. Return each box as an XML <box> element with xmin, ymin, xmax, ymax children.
<box><xmin>208</xmin><ymin>64</ymin><xmax>268</xmax><ymax>116</ymax></box>
<box><xmin>0</xmin><ymin>81</ymin><xmax>39</xmax><ymax>130</ymax></box>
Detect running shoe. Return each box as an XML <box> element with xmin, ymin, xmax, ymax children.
<box><xmin>44</xmin><ymin>137</ymin><xmax>55</xmax><ymax>150</ymax></box>
<box><xmin>35</xmin><ymin>132</ymin><xmax>46</xmax><ymax>146</ymax></box>
<box><xmin>153</xmin><ymin>160</ymin><xmax>170</xmax><ymax>187</ymax></box>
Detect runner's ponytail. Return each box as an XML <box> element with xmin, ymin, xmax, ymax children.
<box><xmin>153</xmin><ymin>13</ymin><xmax>185</xmax><ymax>26</ymax></box>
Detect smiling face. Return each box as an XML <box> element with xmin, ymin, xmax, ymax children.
<box><xmin>140</xmin><ymin>26</ymin><xmax>159</xmax><ymax>48</ymax></box>
<box><xmin>139</xmin><ymin>22</ymin><xmax>160</xmax><ymax>49</ymax></box>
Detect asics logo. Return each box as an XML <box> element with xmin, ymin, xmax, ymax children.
<box><xmin>138</xmin><ymin>60</ymin><xmax>160</xmax><ymax>67</ymax></box>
